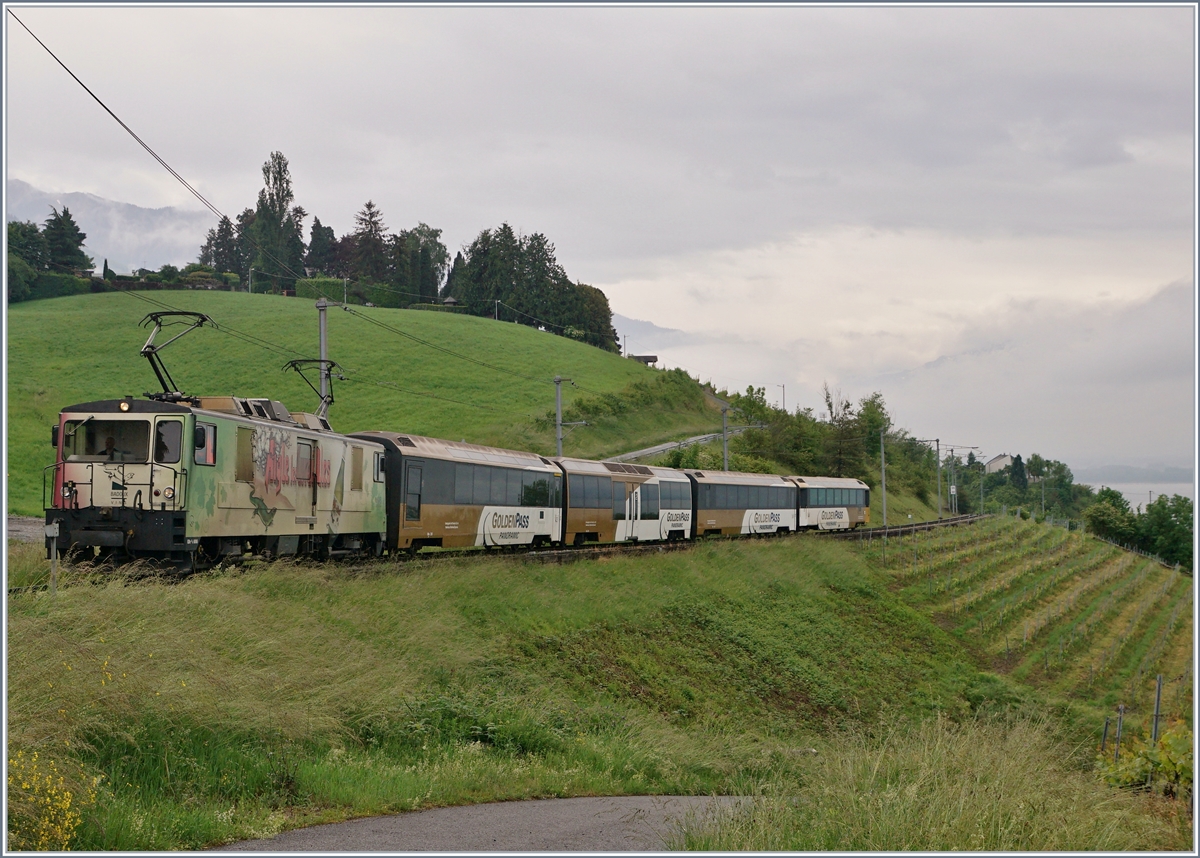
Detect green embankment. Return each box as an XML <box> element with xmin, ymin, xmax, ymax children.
<box><xmin>6</xmin><ymin>517</ymin><xmax>1192</xmax><ymax>850</ymax></box>
<box><xmin>6</xmin><ymin>291</ymin><xmax>720</xmax><ymax>515</ymax></box>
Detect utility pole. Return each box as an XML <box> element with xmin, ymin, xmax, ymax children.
<box><xmin>777</xmin><ymin>383</ymin><xmax>786</xmax><ymax>413</ymax></box>
<box><xmin>495</xmin><ymin>299</ymin><xmax>499</xmax><ymax>321</ymax></box>
<box><xmin>936</xmin><ymin>439</ymin><xmax>941</xmax><ymax>519</ymax></box>
<box><xmin>881</xmin><ymin>431</ymin><xmax>888</xmax><ymax>529</ymax></box>
<box><xmin>317</xmin><ymin>297</ymin><xmax>329</xmax><ymax>406</ymax></box>
<box><xmin>249</xmin><ymin>268</ymin><xmax>254</xmax><ymax>294</ymax></box>
<box><xmin>343</xmin><ymin>277</ymin><xmax>348</xmax><ymax>305</ymax></box>
<box><xmin>722</xmin><ymin>405</ymin><xmax>729</xmax><ymax>471</ymax></box>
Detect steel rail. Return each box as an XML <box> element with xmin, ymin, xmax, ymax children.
<box><xmin>9</xmin><ymin>515</ymin><xmax>992</xmax><ymax>591</ymax></box>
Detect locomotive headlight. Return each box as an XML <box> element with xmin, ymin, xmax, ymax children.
<box><xmin>119</xmin><ymin>401</ymin><xmax>130</xmax><ymax>412</ymax></box>
<box><xmin>61</xmin><ymin>485</ymin><xmax>74</xmax><ymax>498</ymax></box>
<box><xmin>163</xmin><ymin>487</ymin><xmax>175</xmax><ymax>500</ymax></box>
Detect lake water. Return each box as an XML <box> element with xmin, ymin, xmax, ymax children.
<box><xmin>1087</xmin><ymin>482</ymin><xmax>1194</xmax><ymax>511</ymax></box>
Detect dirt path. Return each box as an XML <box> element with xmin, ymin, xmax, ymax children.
<box><xmin>6</xmin><ymin>515</ymin><xmax>43</xmax><ymax>543</ymax></box>
<box><xmin>217</xmin><ymin>795</ymin><xmax>741</xmax><ymax>852</ymax></box>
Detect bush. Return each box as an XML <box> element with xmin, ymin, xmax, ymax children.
<box><xmin>7</xmin><ymin>251</ymin><xmax>36</xmax><ymax>302</ymax></box>
<box><xmin>6</xmin><ymin>749</ymin><xmax>96</xmax><ymax>850</ymax></box>
<box><xmin>28</xmin><ymin>273</ymin><xmax>91</xmax><ymax>301</ymax></box>
<box><xmin>1096</xmin><ymin>722</ymin><xmax>1193</xmax><ymax>801</ymax></box>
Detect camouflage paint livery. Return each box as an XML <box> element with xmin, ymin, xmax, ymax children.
<box><xmin>46</xmin><ymin>396</ymin><xmax>386</xmax><ymax>568</ymax></box>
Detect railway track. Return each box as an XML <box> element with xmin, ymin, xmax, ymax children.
<box><xmin>820</xmin><ymin>513</ymin><xmax>990</xmax><ymax>540</ymax></box>
<box><xmin>7</xmin><ymin>515</ymin><xmax>990</xmax><ymax>593</ymax></box>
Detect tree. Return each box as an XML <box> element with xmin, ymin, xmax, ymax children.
<box><xmin>821</xmin><ymin>383</ymin><xmax>866</xmax><ymax>479</ymax></box>
<box><xmin>857</xmin><ymin>392</ymin><xmax>890</xmax><ymax>457</ymax></box>
<box><xmin>204</xmin><ymin>216</ymin><xmax>238</xmax><ymax>275</ymax></box>
<box><xmin>1137</xmin><ymin>494</ymin><xmax>1193</xmax><ymax>571</ymax></box>
<box><xmin>1083</xmin><ymin>500</ymin><xmax>1137</xmax><ymax>544</ymax></box>
<box><xmin>1010</xmin><ymin>454</ymin><xmax>1028</xmax><ymax>492</ymax></box>
<box><xmin>43</xmin><ymin>206</ymin><xmax>93</xmax><ymax>272</ymax></box>
<box><xmin>102</xmin><ymin>259</ymin><xmax>115</xmax><ymax>281</ymax></box>
<box><xmin>235</xmin><ymin>208</ymin><xmax>257</xmax><ymax>286</ymax></box>
<box><xmin>249</xmin><ymin>152</ymin><xmax>306</xmax><ymax>291</ymax></box>
<box><xmin>305</xmin><ymin>217</ymin><xmax>338</xmax><ymax>275</ymax></box>
<box><xmin>351</xmin><ymin>201</ymin><xmax>388</xmax><ymax>282</ymax></box>
<box><xmin>8</xmin><ymin>221</ymin><xmax>49</xmax><ymax>271</ymax></box>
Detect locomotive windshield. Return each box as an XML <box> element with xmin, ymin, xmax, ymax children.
<box><xmin>63</xmin><ymin>419</ymin><xmax>151</xmax><ymax>463</ymax></box>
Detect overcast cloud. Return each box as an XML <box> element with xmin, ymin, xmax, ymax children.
<box><xmin>4</xmin><ymin>4</ymin><xmax>1195</xmax><ymax>474</ymax></box>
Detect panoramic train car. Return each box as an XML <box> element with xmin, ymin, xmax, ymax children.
<box><xmin>683</xmin><ymin>469</ymin><xmax>798</xmax><ymax>537</ymax></box>
<box><xmin>791</xmin><ymin>475</ymin><xmax>870</xmax><ymax>530</ymax></box>
<box><xmin>557</xmin><ymin>460</ymin><xmax>694</xmax><ymax>545</ymax></box>
<box><xmin>45</xmin><ymin>395</ymin><xmax>387</xmax><ymax>568</ymax></box>
<box><xmin>349</xmin><ymin>432</ymin><xmax>563</xmax><ymax>551</ymax></box>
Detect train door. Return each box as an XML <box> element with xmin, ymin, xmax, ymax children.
<box><xmin>613</xmin><ymin>480</ymin><xmax>630</xmax><ymax>542</ymax></box>
<box><xmin>636</xmin><ymin>481</ymin><xmax>658</xmax><ymax>541</ymax></box>
<box><xmin>404</xmin><ymin>460</ymin><xmax>424</xmax><ymax>530</ymax></box>
<box><xmin>150</xmin><ymin>417</ymin><xmax>185</xmax><ymax>510</ymax></box>
<box><xmin>296</xmin><ymin>441</ymin><xmax>318</xmax><ymax>524</ymax></box>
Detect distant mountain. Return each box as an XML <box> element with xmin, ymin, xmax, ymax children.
<box><xmin>5</xmin><ymin>178</ymin><xmax>212</xmax><ymax>273</ymax></box>
<box><xmin>1073</xmin><ymin>464</ymin><xmax>1193</xmax><ymax>484</ymax></box>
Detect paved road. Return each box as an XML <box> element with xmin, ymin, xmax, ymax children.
<box><xmin>218</xmin><ymin>795</ymin><xmax>740</xmax><ymax>852</ymax></box>
<box><xmin>605</xmin><ymin>428</ymin><xmax>749</xmax><ymax>463</ymax></box>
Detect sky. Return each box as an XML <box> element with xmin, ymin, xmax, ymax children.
<box><xmin>4</xmin><ymin>4</ymin><xmax>1196</xmax><ymax>476</ymax></box>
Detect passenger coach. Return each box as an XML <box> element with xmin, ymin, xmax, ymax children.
<box><xmin>792</xmin><ymin>475</ymin><xmax>870</xmax><ymax>530</ymax></box>
<box><xmin>684</xmin><ymin>469</ymin><xmax>799</xmax><ymax>537</ymax></box>
<box><xmin>350</xmin><ymin>432</ymin><xmax>563</xmax><ymax>552</ymax></box>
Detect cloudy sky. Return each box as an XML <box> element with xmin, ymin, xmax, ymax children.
<box><xmin>5</xmin><ymin>4</ymin><xmax>1195</xmax><ymax>475</ymax></box>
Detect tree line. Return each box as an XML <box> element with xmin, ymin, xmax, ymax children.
<box><xmin>7</xmin><ymin>208</ymin><xmax>98</xmax><ymax>302</ymax></box>
<box><xmin>665</xmin><ymin>383</ymin><xmax>1191</xmax><ymax>569</ymax></box>
<box><xmin>198</xmin><ymin>152</ymin><xmax>619</xmax><ymax>352</ymax></box>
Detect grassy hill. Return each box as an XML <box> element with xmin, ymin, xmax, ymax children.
<box><xmin>6</xmin><ymin>518</ymin><xmax>1191</xmax><ymax>850</ymax></box>
<box><xmin>6</xmin><ymin>290</ymin><xmax>721</xmax><ymax>515</ymax></box>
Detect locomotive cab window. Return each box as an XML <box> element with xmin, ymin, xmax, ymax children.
<box><xmin>195</xmin><ymin>422</ymin><xmax>217</xmax><ymax>466</ymax></box>
<box><xmin>63</xmin><ymin>419</ymin><xmax>150</xmax><ymax>462</ymax></box>
<box><xmin>154</xmin><ymin>421</ymin><xmax>183</xmax><ymax>464</ymax></box>
<box><xmin>374</xmin><ymin>451</ymin><xmax>386</xmax><ymax>482</ymax></box>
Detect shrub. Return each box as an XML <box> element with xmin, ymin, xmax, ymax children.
<box><xmin>1096</xmin><ymin>722</ymin><xmax>1193</xmax><ymax>801</ymax></box>
<box><xmin>6</xmin><ymin>749</ymin><xmax>96</xmax><ymax>850</ymax></box>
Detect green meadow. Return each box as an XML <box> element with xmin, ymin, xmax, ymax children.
<box><xmin>6</xmin><ymin>518</ymin><xmax>1192</xmax><ymax>850</ymax></box>
<box><xmin>6</xmin><ymin>290</ymin><xmax>720</xmax><ymax>515</ymax></box>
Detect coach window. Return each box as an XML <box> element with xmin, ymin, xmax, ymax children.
<box><xmin>613</xmin><ymin>482</ymin><xmax>626</xmax><ymax>520</ymax></box>
<box><xmin>154</xmin><ymin>421</ymin><xmax>183</xmax><ymax>465</ymax></box>
<box><xmin>195</xmin><ymin>422</ymin><xmax>217</xmax><ymax>466</ymax></box>
<box><xmin>640</xmin><ymin>483</ymin><xmax>659</xmax><ymax>520</ymax></box>
<box><xmin>351</xmin><ymin>446</ymin><xmax>364</xmax><ymax>491</ymax></box>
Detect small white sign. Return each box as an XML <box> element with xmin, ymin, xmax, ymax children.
<box><xmin>44</xmin><ymin>522</ymin><xmax>60</xmax><ymax>538</ymax></box>
<box><xmin>950</xmin><ymin>485</ymin><xmax>957</xmax><ymax>495</ymax></box>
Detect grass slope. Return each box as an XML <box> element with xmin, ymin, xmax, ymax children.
<box><xmin>6</xmin><ymin>519</ymin><xmax>1191</xmax><ymax>850</ymax></box>
<box><xmin>6</xmin><ymin>291</ymin><xmax>720</xmax><ymax>515</ymax></box>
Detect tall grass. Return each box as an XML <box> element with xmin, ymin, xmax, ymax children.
<box><xmin>675</xmin><ymin>714</ymin><xmax>1191</xmax><ymax>851</ymax></box>
<box><xmin>7</xmin><ymin>526</ymin><xmax>1191</xmax><ymax>849</ymax></box>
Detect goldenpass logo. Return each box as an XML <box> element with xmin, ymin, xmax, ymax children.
<box><xmin>492</xmin><ymin>512</ymin><xmax>531</xmax><ymax>529</ymax></box>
